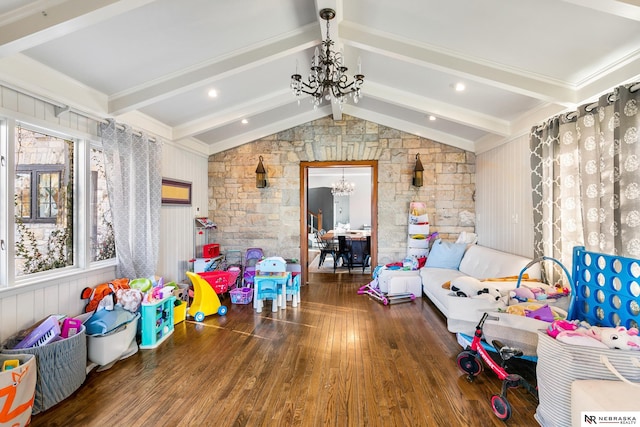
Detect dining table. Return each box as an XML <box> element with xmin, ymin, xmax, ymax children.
<box><xmin>320</xmin><ymin>230</ymin><xmax>370</xmax><ymax>270</ymax></box>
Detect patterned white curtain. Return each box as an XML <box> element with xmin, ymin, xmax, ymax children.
<box><xmin>530</xmin><ymin>82</ymin><xmax>640</xmax><ymax>276</ymax></box>
<box><xmin>99</xmin><ymin>119</ymin><xmax>162</xmax><ymax>278</ymax></box>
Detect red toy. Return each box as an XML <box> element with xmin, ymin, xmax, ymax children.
<box><xmin>456</xmin><ymin>312</ymin><xmax>538</xmax><ymax>421</ymax></box>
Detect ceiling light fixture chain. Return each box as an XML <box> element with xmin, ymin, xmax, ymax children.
<box><xmin>291</xmin><ymin>8</ymin><xmax>364</xmax><ymax>109</ymax></box>
<box><xmin>331</xmin><ymin>169</ymin><xmax>355</xmax><ymax>197</ymax></box>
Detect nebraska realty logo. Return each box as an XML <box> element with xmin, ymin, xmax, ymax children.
<box><xmin>582</xmin><ymin>412</ymin><xmax>639</xmax><ymax>426</ymax></box>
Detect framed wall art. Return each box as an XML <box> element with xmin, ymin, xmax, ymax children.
<box><xmin>161</xmin><ymin>178</ymin><xmax>192</xmax><ymax>205</ymax></box>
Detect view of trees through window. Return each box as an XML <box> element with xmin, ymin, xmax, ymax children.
<box><xmin>13</xmin><ymin>126</ymin><xmax>116</xmax><ymax>276</ymax></box>
<box><xmin>14</xmin><ymin>126</ymin><xmax>74</xmax><ymax>275</ymax></box>
<box><xmin>90</xmin><ymin>148</ymin><xmax>115</xmax><ymax>262</ymax></box>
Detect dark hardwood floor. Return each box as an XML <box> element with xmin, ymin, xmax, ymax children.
<box><xmin>30</xmin><ymin>273</ymin><xmax>540</xmax><ymax>427</ymax></box>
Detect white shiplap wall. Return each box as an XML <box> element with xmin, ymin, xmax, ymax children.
<box><xmin>0</xmin><ymin>86</ymin><xmax>208</xmax><ymax>343</ymax></box>
<box><xmin>158</xmin><ymin>143</ymin><xmax>209</xmax><ymax>283</ymax></box>
<box><xmin>475</xmin><ymin>134</ymin><xmax>535</xmax><ymax>258</ymax></box>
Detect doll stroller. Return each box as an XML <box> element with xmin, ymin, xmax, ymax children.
<box><xmin>242</xmin><ymin>248</ymin><xmax>264</xmax><ymax>287</ymax></box>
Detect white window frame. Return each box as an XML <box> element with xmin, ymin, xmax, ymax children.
<box><xmin>0</xmin><ymin>117</ymin><xmax>116</xmax><ymax>289</ymax></box>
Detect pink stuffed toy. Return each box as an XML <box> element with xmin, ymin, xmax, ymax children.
<box><xmin>548</xmin><ymin>319</ymin><xmax>609</xmax><ymax>348</ymax></box>
<box><xmin>547</xmin><ymin>319</ymin><xmax>579</xmax><ymax>338</ymax></box>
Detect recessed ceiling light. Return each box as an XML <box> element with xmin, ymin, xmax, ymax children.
<box><xmin>454</xmin><ymin>82</ymin><xmax>465</xmax><ymax>92</ymax></box>
<box><xmin>241</xmin><ymin>119</ymin><xmax>248</xmax><ymax>124</ymax></box>
<box><xmin>428</xmin><ymin>115</ymin><xmax>436</xmax><ymax>121</ymax></box>
<box><xmin>208</xmin><ymin>89</ymin><xmax>218</xmax><ymax>98</ymax></box>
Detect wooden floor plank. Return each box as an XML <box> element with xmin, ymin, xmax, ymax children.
<box><xmin>29</xmin><ymin>272</ymin><xmax>540</xmax><ymax>426</ymax></box>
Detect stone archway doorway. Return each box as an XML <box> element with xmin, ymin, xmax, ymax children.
<box><xmin>299</xmin><ymin>160</ymin><xmax>378</xmax><ymax>285</ymax></box>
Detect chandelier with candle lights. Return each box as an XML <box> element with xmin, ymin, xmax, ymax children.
<box><xmin>331</xmin><ymin>169</ymin><xmax>355</xmax><ymax>197</ymax></box>
<box><xmin>290</xmin><ymin>8</ymin><xmax>364</xmax><ymax>107</ymax></box>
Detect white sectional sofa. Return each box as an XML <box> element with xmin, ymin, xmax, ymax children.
<box><xmin>419</xmin><ymin>243</ymin><xmax>541</xmax><ymax>335</ymax></box>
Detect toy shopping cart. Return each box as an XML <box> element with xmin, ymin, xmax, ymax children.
<box><xmin>186</xmin><ymin>271</ymin><xmax>228</xmax><ymax>322</ymax></box>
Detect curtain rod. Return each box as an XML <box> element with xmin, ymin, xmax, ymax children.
<box><xmin>536</xmin><ymin>81</ymin><xmax>639</xmax><ymax>129</ymax></box>
<box><xmin>0</xmin><ymin>81</ymin><xmax>156</xmax><ymax>142</ymax></box>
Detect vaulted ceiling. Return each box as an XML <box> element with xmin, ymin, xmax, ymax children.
<box><xmin>1</xmin><ymin>0</ymin><xmax>639</xmax><ymax>155</ymax></box>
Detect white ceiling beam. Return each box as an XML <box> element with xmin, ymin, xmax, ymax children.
<box><xmin>364</xmin><ymin>81</ymin><xmax>511</xmax><ymax>136</ymax></box>
<box><xmin>0</xmin><ymin>0</ymin><xmax>157</xmax><ymax>58</ymax></box>
<box><xmin>0</xmin><ymin>53</ymin><xmax>108</xmax><ymax>116</ymax></box>
<box><xmin>172</xmin><ymin>89</ymin><xmax>296</xmax><ymax>140</ymax></box>
<box><xmin>339</xmin><ymin>22</ymin><xmax>576</xmax><ymax>106</ymax></box>
<box><xmin>576</xmin><ymin>54</ymin><xmax>640</xmax><ymax>103</ymax></box>
<box><xmin>561</xmin><ymin>0</ymin><xmax>640</xmax><ymax>21</ymax></box>
<box><xmin>206</xmin><ymin>108</ymin><xmax>330</xmax><ymax>155</ymax></box>
<box><xmin>474</xmin><ymin>103</ymin><xmax>569</xmax><ymax>154</ymax></box>
<box><xmin>108</xmin><ymin>24</ymin><xmax>319</xmax><ymax>115</ymax></box>
<box><xmin>344</xmin><ymin>105</ymin><xmax>475</xmax><ymax>153</ymax></box>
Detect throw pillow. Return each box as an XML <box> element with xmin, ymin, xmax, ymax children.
<box><xmin>425</xmin><ymin>239</ymin><xmax>467</xmax><ymax>269</ymax></box>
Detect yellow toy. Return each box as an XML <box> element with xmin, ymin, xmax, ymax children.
<box><xmin>186</xmin><ymin>271</ymin><xmax>228</xmax><ymax>322</ymax></box>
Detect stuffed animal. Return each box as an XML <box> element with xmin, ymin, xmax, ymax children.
<box><xmin>509</xmin><ymin>287</ymin><xmax>535</xmax><ymax>302</ymax></box>
<box><xmin>547</xmin><ymin>319</ymin><xmax>580</xmax><ymax>338</ymax></box>
<box><xmin>476</xmin><ymin>287</ymin><xmax>502</xmax><ymax>301</ymax></box>
<box><xmin>116</xmin><ymin>288</ymin><xmax>143</xmax><ymax>313</ymax></box>
<box><xmin>81</xmin><ymin>278</ymin><xmax>130</xmax><ymax>313</ymax></box>
<box><xmin>598</xmin><ymin>326</ymin><xmax>640</xmax><ymax>351</ymax></box>
<box><xmin>450</xmin><ymin>276</ymin><xmax>484</xmax><ymax>298</ymax></box>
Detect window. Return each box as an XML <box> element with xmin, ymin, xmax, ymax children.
<box><xmin>90</xmin><ymin>147</ymin><xmax>115</xmax><ymax>262</ymax></box>
<box><xmin>15</xmin><ymin>166</ymin><xmax>63</xmax><ymax>222</ymax></box>
<box><xmin>14</xmin><ymin>126</ymin><xmax>74</xmax><ymax>276</ymax></box>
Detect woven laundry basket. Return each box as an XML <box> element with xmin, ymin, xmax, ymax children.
<box><xmin>2</xmin><ymin>325</ymin><xmax>87</xmax><ymax>414</ymax></box>
<box><xmin>535</xmin><ymin>331</ymin><xmax>640</xmax><ymax>427</ymax></box>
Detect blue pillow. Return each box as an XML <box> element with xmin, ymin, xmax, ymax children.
<box><xmin>425</xmin><ymin>239</ymin><xmax>467</xmax><ymax>269</ymax></box>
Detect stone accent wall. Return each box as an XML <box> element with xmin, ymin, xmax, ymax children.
<box><xmin>208</xmin><ymin>115</ymin><xmax>475</xmax><ymax>264</ymax></box>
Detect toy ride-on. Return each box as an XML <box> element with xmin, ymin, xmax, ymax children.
<box><xmin>186</xmin><ymin>271</ymin><xmax>228</xmax><ymax>322</ymax></box>
<box><xmin>456</xmin><ymin>312</ymin><xmax>538</xmax><ymax>421</ymax></box>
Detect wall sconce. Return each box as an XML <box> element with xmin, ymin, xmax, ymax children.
<box><xmin>412</xmin><ymin>153</ymin><xmax>424</xmax><ymax>187</ymax></box>
<box><xmin>255</xmin><ymin>156</ymin><xmax>267</xmax><ymax>188</ymax></box>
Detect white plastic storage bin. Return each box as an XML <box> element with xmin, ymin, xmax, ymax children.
<box><xmin>388</xmin><ymin>275</ymin><xmax>422</xmax><ymax>297</ymax></box>
<box><xmin>407</xmin><ymin>247</ymin><xmax>429</xmax><ymax>257</ymax></box>
<box><xmin>407</xmin><ymin>236</ymin><xmax>430</xmax><ymax>249</ymax></box>
<box><xmin>409</xmin><ymin>213</ymin><xmax>429</xmax><ymax>224</ymax></box>
<box><xmin>86</xmin><ymin>313</ymin><xmax>139</xmax><ymax>366</ymax></box>
<box><xmin>408</xmin><ymin>223</ymin><xmax>430</xmax><ymax>235</ymax></box>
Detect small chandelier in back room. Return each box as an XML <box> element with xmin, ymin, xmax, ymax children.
<box><xmin>290</xmin><ymin>8</ymin><xmax>364</xmax><ymax>108</ymax></box>
<box><xmin>331</xmin><ymin>169</ymin><xmax>355</xmax><ymax>197</ymax></box>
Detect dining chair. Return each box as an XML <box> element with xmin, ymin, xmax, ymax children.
<box><xmin>362</xmin><ymin>235</ymin><xmax>371</xmax><ymax>273</ymax></box>
<box><xmin>315</xmin><ymin>232</ymin><xmax>336</xmax><ymax>270</ymax></box>
<box><xmin>335</xmin><ymin>235</ymin><xmax>352</xmax><ymax>273</ymax></box>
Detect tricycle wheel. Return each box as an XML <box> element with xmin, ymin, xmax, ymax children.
<box><xmin>491</xmin><ymin>394</ymin><xmax>511</xmax><ymax>421</ymax></box>
<box><xmin>218</xmin><ymin>305</ymin><xmax>228</xmax><ymax>316</ymax></box>
<box><xmin>194</xmin><ymin>311</ymin><xmax>205</xmax><ymax>322</ymax></box>
<box><xmin>456</xmin><ymin>350</ymin><xmax>482</xmax><ymax>376</ymax></box>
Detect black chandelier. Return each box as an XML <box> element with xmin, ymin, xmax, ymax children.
<box><xmin>290</xmin><ymin>8</ymin><xmax>364</xmax><ymax>107</ymax></box>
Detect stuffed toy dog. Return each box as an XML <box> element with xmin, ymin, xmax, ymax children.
<box><xmin>450</xmin><ymin>277</ymin><xmax>501</xmax><ymax>301</ymax></box>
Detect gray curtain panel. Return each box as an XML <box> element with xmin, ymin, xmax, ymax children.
<box><xmin>100</xmin><ymin>119</ymin><xmax>162</xmax><ymax>279</ymax></box>
<box><xmin>530</xmin><ymin>82</ymin><xmax>640</xmax><ymax>277</ymax></box>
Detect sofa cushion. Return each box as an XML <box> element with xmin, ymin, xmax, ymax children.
<box><xmin>420</xmin><ymin>245</ymin><xmax>541</xmax><ymax>334</ymax></box>
<box><xmin>425</xmin><ymin>240</ymin><xmax>467</xmax><ymax>269</ymax></box>
<box><xmin>420</xmin><ymin>268</ymin><xmax>468</xmax><ymax>316</ymax></box>
<box><xmin>458</xmin><ymin>245</ymin><xmax>540</xmax><ymax>280</ymax></box>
